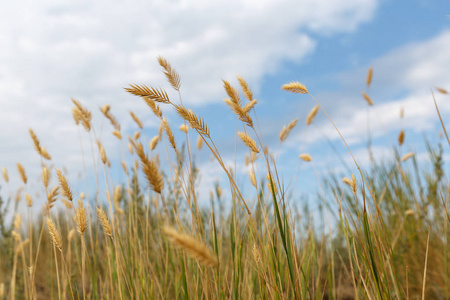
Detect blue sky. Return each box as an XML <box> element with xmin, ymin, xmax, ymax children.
<box><xmin>0</xmin><ymin>0</ymin><xmax>449</xmax><ymax>213</ymax></box>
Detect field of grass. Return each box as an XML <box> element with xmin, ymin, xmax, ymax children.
<box><xmin>0</xmin><ymin>58</ymin><xmax>449</xmax><ymax>299</ymax></box>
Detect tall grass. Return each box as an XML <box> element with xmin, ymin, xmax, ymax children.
<box><xmin>0</xmin><ymin>58</ymin><xmax>448</xmax><ymax>299</ymax></box>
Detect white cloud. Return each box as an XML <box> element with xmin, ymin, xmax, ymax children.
<box><xmin>289</xmin><ymin>30</ymin><xmax>450</xmax><ymax>149</ymax></box>
<box><xmin>0</xmin><ymin>0</ymin><xmax>378</xmax><ymax>201</ymax></box>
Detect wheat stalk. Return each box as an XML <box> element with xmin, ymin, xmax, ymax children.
<box><xmin>163</xmin><ymin>226</ymin><xmax>218</xmax><ymax>267</ymax></box>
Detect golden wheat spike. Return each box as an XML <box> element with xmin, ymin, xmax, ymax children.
<box><xmin>401</xmin><ymin>152</ymin><xmax>414</xmax><ymax>162</ymax></box>
<box><xmin>56</xmin><ymin>169</ymin><xmax>73</xmax><ymax>202</ymax></box>
<box><xmin>16</xmin><ymin>163</ymin><xmax>27</xmax><ymax>184</ymax></box>
<box><xmin>97</xmin><ymin>207</ymin><xmax>113</xmax><ymax>238</ymax></box>
<box><xmin>2</xmin><ymin>167</ymin><xmax>8</xmax><ymax>183</ymax></box>
<box><xmin>281</xmin><ymin>82</ymin><xmax>308</xmax><ymax>94</ymax></box>
<box><xmin>125</xmin><ymin>84</ymin><xmax>171</xmax><ymax>104</ymax></box>
<box><xmin>75</xmin><ymin>200</ymin><xmax>87</xmax><ymax>235</ymax></box>
<box><xmin>306</xmin><ymin>105</ymin><xmax>320</xmax><ymax>126</ymax></box>
<box><xmin>162</xmin><ymin>118</ymin><xmax>177</xmax><ymax>150</ymax></box>
<box><xmin>366</xmin><ymin>67</ymin><xmax>373</xmax><ymax>88</ymax></box>
<box><xmin>238</xmin><ymin>132</ymin><xmax>259</xmax><ymax>153</ymax></box>
<box><xmin>174</xmin><ymin>105</ymin><xmax>210</xmax><ymax>137</ymax></box>
<box><xmin>398</xmin><ymin>130</ymin><xmax>405</xmax><ymax>146</ymax></box>
<box><xmin>158</xmin><ymin>56</ymin><xmax>181</xmax><ymax>91</ymax></box>
<box><xmin>362</xmin><ymin>92</ymin><xmax>373</xmax><ymax>106</ymax></box>
<box><xmin>46</xmin><ymin>217</ymin><xmax>62</xmax><ymax>251</ymax></box>
<box><xmin>435</xmin><ymin>86</ymin><xmax>448</xmax><ymax>94</ymax></box>
<box><xmin>279</xmin><ymin>118</ymin><xmax>299</xmax><ymax>142</ymax></box>
<box><xmin>130</xmin><ymin>111</ymin><xmax>144</xmax><ymax>129</ymax></box>
<box><xmin>163</xmin><ymin>226</ymin><xmax>218</xmax><ymax>268</ymax></box>
<box><xmin>237</xmin><ymin>75</ymin><xmax>253</xmax><ymax>101</ymax></box>
<box><xmin>299</xmin><ymin>153</ymin><xmax>312</xmax><ymax>162</ymax></box>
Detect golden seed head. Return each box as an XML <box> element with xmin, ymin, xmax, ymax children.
<box><xmin>281</xmin><ymin>81</ymin><xmax>308</xmax><ymax>94</ymax></box>
<box><xmin>197</xmin><ymin>136</ymin><xmax>203</xmax><ymax>150</ymax></box>
<box><xmin>362</xmin><ymin>92</ymin><xmax>373</xmax><ymax>106</ymax></box>
<box><xmin>401</xmin><ymin>152</ymin><xmax>414</xmax><ymax>162</ymax></box>
<box><xmin>75</xmin><ymin>200</ymin><xmax>88</xmax><ymax>235</ymax></box>
<box><xmin>113</xmin><ymin>130</ymin><xmax>122</xmax><ymax>140</ymax></box>
<box><xmin>366</xmin><ymin>66</ymin><xmax>373</xmax><ymax>88</ymax></box>
<box><xmin>46</xmin><ymin>217</ymin><xmax>62</xmax><ymax>251</ymax></box>
<box><xmin>56</xmin><ymin>169</ymin><xmax>73</xmax><ymax>202</ymax></box>
<box><xmin>17</xmin><ymin>163</ymin><xmax>27</xmax><ymax>184</ymax></box>
<box><xmin>179</xmin><ymin>124</ymin><xmax>189</xmax><ymax>133</ymax></box>
<box><xmin>238</xmin><ymin>132</ymin><xmax>259</xmax><ymax>153</ymax></box>
<box><xmin>13</xmin><ymin>214</ymin><xmax>21</xmax><ymax>230</ymax></box>
<box><xmin>2</xmin><ymin>167</ymin><xmax>8</xmax><ymax>183</ymax></box>
<box><xmin>306</xmin><ymin>105</ymin><xmax>320</xmax><ymax>126</ymax></box>
<box><xmin>398</xmin><ymin>130</ymin><xmax>405</xmax><ymax>146</ymax></box>
<box><xmin>299</xmin><ymin>153</ymin><xmax>312</xmax><ymax>162</ymax></box>
<box><xmin>25</xmin><ymin>193</ymin><xmax>33</xmax><ymax>207</ymax></box>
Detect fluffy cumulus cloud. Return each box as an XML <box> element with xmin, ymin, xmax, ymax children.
<box><xmin>292</xmin><ymin>30</ymin><xmax>450</xmax><ymax>149</ymax></box>
<box><xmin>0</xmin><ymin>0</ymin><xmax>378</xmax><ymax>198</ymax></box>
